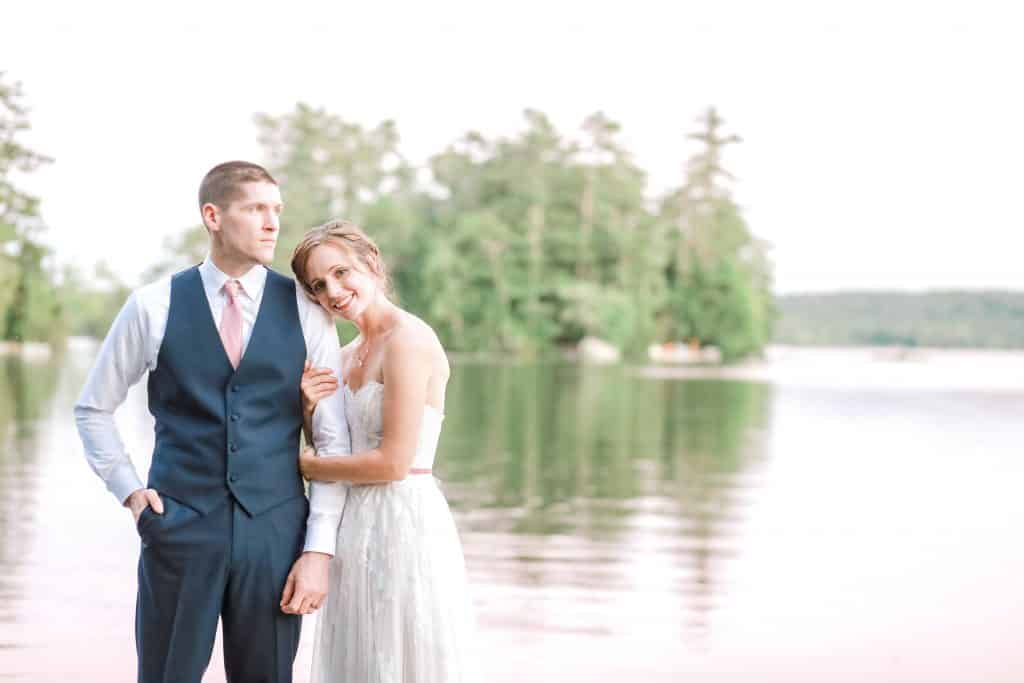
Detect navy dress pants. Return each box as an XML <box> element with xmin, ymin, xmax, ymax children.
<box><xmin>134</xmin><ymin>494</ymin><xmax>308</xmax><ymax>683</ymax></box>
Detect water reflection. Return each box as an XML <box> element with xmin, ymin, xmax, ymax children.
<box><xmin>441</xmin><ymin>363</ymin><xmax>773</xmax><ymax>645</ymax></box>
<box><xmin>0</xmin><ymin>353</ymin><xmax>62</xmax><ymax>642</ymax></box>
<box><xmin>3</xmin><ymin>348</ymin><xmax>1023</xmax><ymax>682</ymax></box>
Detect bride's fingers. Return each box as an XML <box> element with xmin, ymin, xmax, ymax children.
<box><xmin>302</xmin><ymin>372</ymin><xmax>330</xmax><ymax>384</ymax></box>
<box><xmin>308</xmin><ymin>386</ymin><xmax>338</xmax><ymax>401</ymax></box>
<box><xmin>301</xmin><ymin>384</ymin><xmax>337</xmax><ymax>402</ymax></box>
<box><xmin>302</xmin><ymin>389</ymin><xmax>334</xmax><ymax>407</ymax></box>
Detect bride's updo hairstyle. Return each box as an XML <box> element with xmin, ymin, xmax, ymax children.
<box><xmin>291</xmin><ymin>219</ymin><xmax>394</xmax><ymax>302</ymax></box>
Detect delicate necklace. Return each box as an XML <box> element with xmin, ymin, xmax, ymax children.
<box><xmin>353</xmin><ymin>315</ymin><xmax>398</xmax><ymax>369</ymax></box>
<box><xmin>354</xmin><ymin>337</ymin><xmax>373</xmax><ymax>367</ymax></box>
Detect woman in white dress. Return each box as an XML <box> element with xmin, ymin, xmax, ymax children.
<box><xmin>290</xmin><ymin>219</ymin><xmax>477</xmax><ymax>682</ymax></box>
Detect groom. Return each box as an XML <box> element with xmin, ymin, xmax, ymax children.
<box><xmin>74</xmin><ymin>161</ymin><xmax>349</xmax><ymax>682</ymax></box>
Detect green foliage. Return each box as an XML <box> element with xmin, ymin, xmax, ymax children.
<box><xmin>253</xmin><ymin>103</ymin><xmax>412</xmax><ymax>275</ymax></box>
<box><xmin>0</xmin><ymin>73</ymin><xmax>138</xmax><ymax>343</ymax></box>
<box><xmin>8</xmin><ymin>85</ymin><xmax>776</xmax><ymax>359</ymax></box>
<box><xmin>659</xmin><ymin>109</ymin><xmax>774</xmax><ymax>360</ymax></box>
<box><xmin>58</xmin><ymin>262</ymin><xmax>132</xmax><ymax>339</ymax></box>
<box><xmin>241</xmin><ymin>104</ymin><xmax>775</xmax><ymax>360</ymax></box>
<box><xmin>774</xmin><ymin>291</ymin><xmax>1024</xmax><ymax>349</ymax></box>
<box><xmin>0</xmin><ymin>72</ymin><xmax>62</xmax><ymax>344</ymax></box>
<box><xmin>3</xmin><ymin>238</ymin><xmax>65</xmax><ymax>344</ymax></box>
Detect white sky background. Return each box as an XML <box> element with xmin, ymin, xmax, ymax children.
<box><xmin>3</xmin><ymin>0</ymin><xmax>1021</xmax><ymax>294</ymax></box>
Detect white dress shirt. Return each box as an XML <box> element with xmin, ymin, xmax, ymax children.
<box><xmin>74</xmin><ymin>258</ymin><xmax>350</xmax><ymax>556</ymax></box>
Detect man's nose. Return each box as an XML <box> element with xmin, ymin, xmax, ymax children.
<box><xmin>263</xmin><ymin>211</ymin><xmax>279</xmax><ymax>231</ymax></box>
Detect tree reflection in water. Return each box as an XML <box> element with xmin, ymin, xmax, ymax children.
<box><xmin>440</xmin><ymin>362</ymin><xmax>773</xmax><ymax>645</ymax></box>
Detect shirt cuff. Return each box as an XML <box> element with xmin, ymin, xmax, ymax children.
<box><xmin>303</xmin><ymin>511</ymin><xmax>343</xmax><ymax>555</ymax></box>
<box><xmin>107</xmin><ymin>461</ymin><xmax>145</xmax><ymax>505</ymax></box>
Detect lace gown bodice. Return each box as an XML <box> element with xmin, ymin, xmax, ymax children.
<box><xmin>344</xmin><ymin>380</ymin><xmax>444</xmax><ymax>472</ymax></box>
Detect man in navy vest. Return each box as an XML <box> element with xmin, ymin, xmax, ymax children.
<box><xmin>74</xmin><ymin>161</ymin><xmax>350</xmax><ymax>682</ymax></box>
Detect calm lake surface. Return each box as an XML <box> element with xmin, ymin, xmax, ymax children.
<box><xmin>1</xmin><ymin>344</ymin><xmax>1022</xmax><ymax>681</ymax></box>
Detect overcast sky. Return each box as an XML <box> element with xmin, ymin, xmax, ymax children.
<box><xmin>4</xmin><ymin>0</ymin><xmax>1021</xmax><ymax>293</ymax></box>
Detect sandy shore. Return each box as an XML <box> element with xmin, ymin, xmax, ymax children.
<box><xmin>638</xmin><ymin>345</ymin><xmax>1024</xmax><ymax>392</ymax></box>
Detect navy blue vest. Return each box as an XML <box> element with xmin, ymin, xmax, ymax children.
<box><xmin>146</xmin><ymin>266</ymin><xmax>307</xmax><ymax>516</ymax></box>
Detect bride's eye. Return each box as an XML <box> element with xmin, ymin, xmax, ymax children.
<box><xmin>311</xmin><ymin>281</ymin><xmax>325</xmax><ymax>293</ymax></box>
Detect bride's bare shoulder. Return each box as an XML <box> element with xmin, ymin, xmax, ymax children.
<box><xmin>388</xmin><ymin>313</ymin><xmax>447</xmax><ymax>369</ymax></box>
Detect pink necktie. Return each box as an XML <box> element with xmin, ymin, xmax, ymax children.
<box><xmin>219</xmin><ymin>280</ymin><xmax>243</xmax><ymax>369</ymax></box>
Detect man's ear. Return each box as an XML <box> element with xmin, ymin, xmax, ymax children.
<box><xmin>201</xmin><ymin>202</ymin><xmax>220</xmax><ymax>233</ymax></box>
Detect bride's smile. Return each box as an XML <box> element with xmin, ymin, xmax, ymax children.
<box><xmin>331</xmin><ymin>291</ymin><xmax>354</xmax><ymax>313</ymax></box>
<box><xmin>300</xmin><ymin>240</ymin><xmax>389</xmax><ymax>325</ymax></box>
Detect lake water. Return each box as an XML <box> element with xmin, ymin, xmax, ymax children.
<box><xmin>1</xmin><ymin>345</ymin><xmax>1022</xmax><ymax>681</ymax></box>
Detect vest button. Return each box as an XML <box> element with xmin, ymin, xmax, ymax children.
<box><xmin>230</xmin><ymin>414</ymin><xmax>239</xmax><ymax>422</ymax></box>
<box><xmin>229</xmin><ymin>443</ymin><xmax>238</xmax><ymax>453</ymax></box>
<box><xmin>228</xmin><ymin>474</ymin><xmax>238</xmax><ymax>483</ymax></box>
<box><xmin>232</xmin><ymin>385</ymin><xmax>240</xmax><ymax>393</ymax></box>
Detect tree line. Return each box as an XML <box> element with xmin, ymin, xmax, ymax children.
<box><xmin>7</xmin><ymin>71</ymin><xmax>1023</xmax><ymax>358</ymax></box>
<box><xmin>147</xmin><ymin>103</ymin><xmax>774</xmax><ymax>361</ymax></box>
<box><xmin>0</xmin><ymin>73</ymin><xmax>130</xmax><ymax>346</ymax></box>
<box><xmin>41</xmin><ymin>69</ymin><xmax>1024</xmax><ymax>359</ymax></box>
<box><xmin>774</xmin><ymin>291</ymin><xmax>1024</xmax><ymax>349</ymax></box>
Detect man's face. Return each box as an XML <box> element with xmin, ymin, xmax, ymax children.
<box><xmin>208</xmin><ymin>182</ymin><xmax>282</xmax><ymax>266</ymax></box>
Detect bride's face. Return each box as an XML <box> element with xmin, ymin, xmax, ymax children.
<box><xmin>304</xmin><ymin>241</ymin><xmax>380</xmax><ymax>321</ymax></box>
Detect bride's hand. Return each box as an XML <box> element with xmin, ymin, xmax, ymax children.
<box><xmin>299</xmin><ymin>446</ymin><xmax>319</xmax><ymax>480</ymax></box>
<box><xmin>301</xmin><ymin>360</ymin><xmax>339</xmax><ymax>417</ymax></box>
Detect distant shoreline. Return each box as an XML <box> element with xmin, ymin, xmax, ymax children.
<box><xmin>637</xmin><ymin>345</ymin><xmax>1024</xmax><ymax>392</ymax></box>
<box><xmin>8</xmin><ymin>339</ymin><xmax>1024</xmax><ymax>393</ymax></box>
<box><xmin>0</xmin><ymin>340</ymin><xmax>54</xmax><ymax>360</ymax></box>
<box><xmin>773</xmin><ymin>291</ymin><xmax>1024</xmax><ymax>350</ymax></box>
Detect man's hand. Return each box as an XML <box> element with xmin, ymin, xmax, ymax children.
<box><xmin>280</xmin><ymin>551</ymin><xmax>330</xmax><ymax>615</ymax></box>
<box><xmin>125</xmin><ymin>488</ymin><xmax>164</xmax><ymax>523</ymax></box>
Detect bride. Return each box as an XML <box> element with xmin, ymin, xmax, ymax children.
<box><xmin>290</xmin><ymin>219</ymin><xmax>477</xmax><ymax>682</ymax></box>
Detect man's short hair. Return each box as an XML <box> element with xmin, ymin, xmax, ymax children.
<box><xmin>198</xmin><ymin>161</ymin><xmax>277</xmax><ymax>213</ymax></box>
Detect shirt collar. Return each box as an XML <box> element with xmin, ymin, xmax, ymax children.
<box><xmin>199</xmin><ymin>257</ymin><xmax>268</xmax><ymax>301</ymax></box>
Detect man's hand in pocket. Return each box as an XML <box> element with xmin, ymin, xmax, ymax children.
<box><xmin>125</xmin><ymin>488</ymin><xmax>164</xmax><ymax>523</ymax></box>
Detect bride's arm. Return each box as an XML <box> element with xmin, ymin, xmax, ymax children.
<box><xmin>301</xmin><ymin>332</ymin><xmax>430</xmax><ymax>484</ymax></box>
<box><xmin>302</xmin><ymin>413</ymin><xmax>313</xmax><ymax>447</ymax></box>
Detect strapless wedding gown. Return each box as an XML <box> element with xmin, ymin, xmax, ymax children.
<box><xmin>310</xmin><ymin>381</ymin><xmax>478</xmax><ymax>682</ymax></box>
